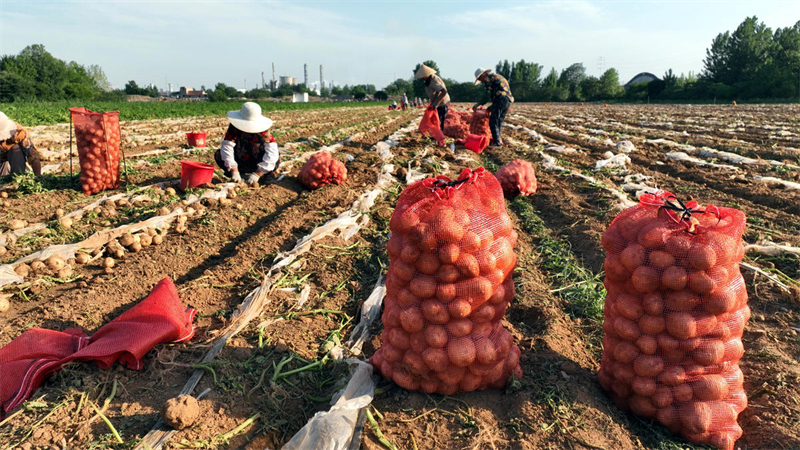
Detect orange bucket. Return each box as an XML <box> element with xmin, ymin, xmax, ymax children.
<box><xmin>186</xmin><ymin>132</ymin><xmax>207</xmax><ymax>147</ymax></box>
<box><xmin>464</xmin><ymin>134</ymin><xmax>488</xmax><ymax>153</ymax></box>
<box><xmin>179</xmin><ymin>160</ymin><xmax>215</xmax><ymax>190</ymax></box>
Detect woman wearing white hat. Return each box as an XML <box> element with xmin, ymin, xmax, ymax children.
<box><xmin>473</xmin><ymin>67</ymin><xmax>514</xmax><ymax>147</ymax></box>
<box><xmin>0</xmin><ymin>112</ymin><xmax>42</xmax><ymax>176</ymax></box>
<box><xmin>414</xmin><ymin>64</ymin><xmax>450</xmax><ymax>131</ymax></box>
<box><xmin>214</xmin><ymin>102</ymin><xmax>280</xmax><ymax>186</ymax></box>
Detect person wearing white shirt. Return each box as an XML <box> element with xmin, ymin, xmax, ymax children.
<box><xmin>213</xmin><ymin>102</ymin><xmax>280</xmax><ymax>186</ymax></box>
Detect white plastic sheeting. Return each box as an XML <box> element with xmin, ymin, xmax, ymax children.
<box><xmin>280</xmin><ymin>360</ymin><xmax>374</xmax><ymax>450</ymax></box>
<box><xmin>665</xmin><ymin>151</ymin><xmax>739</xmax><ymax>171</ymax></box>
<box><xmin>615</xmin><ymin>140</ymin><xmax>635</xmax><ymax>153</ymax></box>
<box><xmin>752</xmin><ymin>176</ymin><xmax>800</xmax><ymax>191</ymax></box>
<box><xmin>346</xmin><ymin>274</ymin><xmax>386</xmax><ymax>355</ymax></box>
<box><xmin>595</xmin><ymin>153</ymin><xmax>631</xmax><ymax>170</ymax></box>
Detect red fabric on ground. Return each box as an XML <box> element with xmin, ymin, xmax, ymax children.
<box><xmin>0</xmin><ymin>278</ymin><xmax>195</xmax><ymax>416</ymax></box>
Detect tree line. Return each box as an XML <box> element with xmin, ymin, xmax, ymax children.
<box><xmin>1</xmin><ymin>16</ymin><xmax>796</xmax><ymax>104</ymax></box>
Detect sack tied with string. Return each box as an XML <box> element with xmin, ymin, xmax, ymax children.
<box><xmin>495</xmin><ymin>159</ymin><xmax>537</xmax><ymax>198</ymax></box>
<box><xmin>371</xmin><ymin>167</ymin><xmax>522</xmax><ymax>394</ymax></box>
<box><xmin>70</xmin><ymin>107</ymin><xmax>122</xmax><ymax>195</ymax></box>
<box><xmin>470</xmin><ymin>109</ymin><xmax>491</xmax><ymax>143</ymax></box>
<box><xmin>598</xmin><ymin>191</ymin><xmax>749</xmax><ymax>450</ymax></box>
<box><xmin>298</xmin><ymin>152</ymin><xmax>347</xmax><ymax>190</ymax></box>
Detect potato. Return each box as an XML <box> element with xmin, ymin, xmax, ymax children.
<box><xmin>30</xmin><ymin>260</ymin><xmax>47</xmax><ymax>273</ymax></box>
<box><xmin>459</xmin><ymin>231</ymin><xmax>481</xmax><ymax>253</ymax></box>
<box><xmin>469</xmin><ymin>303</ymin><xmax>495</xmax><ymax>323</ymax></box>
<box><xmin>436</xmin><ymin>264</ymin><xmax>460</xmax><ymax>283</ymax></box>
<box><xmin>658</xmin><ymin>365</ymin><xmax>686</xmax><ymax>386</ymax></box>
<box><xmin>59</xmin><ymin>217</ymin><xmax>73</xmax><ymax>229</ymax></box>
<box><xmin>680</xmin><ymin>402</ymin><xmax>713</xmax><ymax>435</ymax></box>
<box><xmin>666</xmin><ymin>312</ymin><xmax>697</xmax><ymax>339</ymax></box>
<box><xmin>129</xmin><ymin>242</ymin><xmax>142</xmax><ymax>253</ymax></box>
<box><xmin>75</xmin><ymin>253</ymin><xmax>91</xmax><ymax>265</ymax></box>
<box><xmin>688</xmin><ymin>271</ymin><xmax>715</xmax><ymax>294</ymax></box>
<box><xmin>631</xmin><ymin>266</ymin><xmax>659</xmax><ymax>293</ymax></box>
<box><xmin>415</xmin><ymin>252</ymin><xmax>440</xmax><ymax>275</ymax></box>
<box><xmin>424</xmin><ymin>325</ymin><xmax>448</xmax><ymax>348</ymax></box>
<box><xmin>474</xmin><ymin>337</ymin><xmax>498</xmax><ymax>365</ymax></box>
<box><xmin>722</xmin><ymin>338</ymin><xmax>745</xmax><ymax>362</ymax></box>
<box><xmin>665</xmin><ymin>234</ymin><xmax>692</xmax><ymax>258</ymax></box>
<box><xmin>447</xmin><ymin>337</ymin><xmax>476</xmax><ymax>368</ymax></box>
<box><xmin>393</xmin><ymin>370</ymin><xmax>420</xmax><ymax>391</ymax></box>
<box><xmin>399</xmin><ymin>307</ymin><xmax>425</xmax><ymax>333</ymax></box>
<box><xmin>638</xmin><ymin>315</ymin><xmax>666</xmax><ymax>335</ymax></box>
<box><xmin>157</xmin><ymin>206</ymin><xmax>170</xmax><ymax>216</ymax></box>
<box><xmin>692</xmin><ymin>339</ymin><xmax>726</xmax><ymax>365</ymax></box>
<box><xmin>642</xmin><ymin>293</ymin><xmax>664</xmax><ymax>315</ymax></box>
<box><xmin>605</xmin><ymin>254</ymin><xmax>629</xmax><ymax>282</ymax></box>
<box><xmin>447</xmin><ymin>299</ymin><xmax>472</xmax><ymax>319</ymax></box>
<box><xmin>652</xmin><ymin>386</ymin><xmax>673</xmax><ymax>408</ymax></box>
<box><xmin>704</xmin><ymin>289</ymin><xmax>737</xmax><ymax>314</ymax></box>
<box><xmin>103</xmin><ymin>257</ymin><xmax>115</xmax><ymax>268</ymax></box>
<box><xmin>437</xmin><ymin>365</ymin><xmax>466</xmax><ymax>385</ymax></box>
<box><xmin>386</xmin><ymin>328</ymin><xmax>411</xmax><ymax>350</ymax></box>
<box><xmin>57</xmin><ymin>267</ymin><xmax>73</xmax><ymax>279</ymax></box>
<box><xmin>455</xmin><ymin>253</ymin><xmax>480</xmax><ymax>278</ymax></box>
<box><xmin>601</xmin><ymin>227</ymin><xmax>626</xmax><ymax>253</ymax></box>
<box><xmin>613</xmin><ymin>341</ymin><xmax>640</xmax><ymax>363</ymax></box>
<box><xmin>620</xmin><ymin>243</ymin><xmax>647</xmax><ymax>271</ymax></box>
<box><xmin>638</xmin><ymin>223</ymin><xmax>669</xmax><ymax>250</ymax></box>
<box><xmin>7</xmin><ymin>219</ymin><xmax>27</xmax><ymax>230</ymax></box>
<box><xmin>656</xmin><ymin>406</ymin><xmax>680</xmax><ymax>432</ymax></box>
<box><xmin>421</xmin><ymin>299</ymin><xmax>449</xmax><ymax>324</ymax></box>
<box><xmin>673</xmin><ymin>383</ymin><xmax>694</xmax><ymax>402</ymax></box>
<box><xmin>689</xmin><ymin>244</ymin><xmax>717</xmax><ymax>270</ymax></box>
<box><xmin>614</xmin><ymin>316</ymin><xmax>641</xmax><ymax>341</ymax></box>
<box><xmin>616</xmin><ymin>293</ymin><xmax>644</xmax><ymax>320</ymax></box>
<box><xmin>393</xmin><ymin>261</ymin><xmax>415</xmax><ymax>282</ymax></box>
<box><xmin>661</xmin><ymin>266</ymin><xmax>688</xmax><ymax>291</ymax></box>
<box><xmin>402</xmin><ymin>351</ymin><xmax>428</xmax><ymax>375</ymax></box>
<box><xmin>635</xmin><ymin>335</ymin><xmax>658</xmax><ymax>355</ymax></box>
<box><xmin>664</xmin><ymin>289</ymin><xmax>698</xmax><ymax>311</ymax></box>
<box><xmin>139</xmin><ymin>234</ymin><xmax>152</xmax><ymax>247</ymax></box>
<box><xmin>629</xmin><ymin>394</ymin><xmax>657</xmax><ymax>419</ymax></box>
<box><xmin>119</xmin><ymin>233</ymin><xmax>135</xmax><ymax>247</ymax></box>
<box><xmin>419</xmin><ymin>378</ymin><xmax>439</xmax><ymax>394</ymax></box>
<box><xmin>633</xmin><ymin>355</ymin><xmax>664</xmax><ymax>377</ymax></box>
<box><xmin>692</xmin><ymin>374</ymin><xmax>729</xmax><ymax>401</ymax></box>
<box><xmin>435</xmin><ymin>283</ymin><xmax>456</xmax><ymax>303</ymax></box>
<box><xmin>446</xmin><ymin>319</ymin><xmax>473</xmax><ymax>337</ymax></box>
<box><xmin>152</xmin><ymin>234</ymin><xmax>163</xmax><ymax>245</ymax></box>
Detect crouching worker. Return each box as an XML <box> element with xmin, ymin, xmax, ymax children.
<box><xmin>0</xmin><ymin>112</ymin><xmax>42</xmax><ymax>176</ymax></box>
<box><xmin>214</xmin><ymin>102</ymin><xmax>280</xmax><ymax>186</ymax></box>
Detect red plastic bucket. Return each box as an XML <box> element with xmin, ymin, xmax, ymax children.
<box><xmin>186</xmin><ymin>132</ymin><xmax>207</xmax><ymax>148</ymax></box>
<box><xmin>464</xmin><ymin>134</ymin><xmax>488</xmax><ymax>153</ymax></box>
<box><xmin>179</xmin><ymin>160</ymin><xmax>215</xmax><ymax>190</ymax></box>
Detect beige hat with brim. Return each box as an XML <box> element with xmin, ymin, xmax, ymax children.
<box><xmin>227</xmin><ymin>102</ymin><xmax>273</xmax><ymax>134</ymax></box>
<box><xmin>0</xmin><ymin>112</ymin><xmax>17</xmax><ymax>141</ymax></box>
<box><xmin>474</xmin><ymin>68</ymin><xmax>491</xmax><ymax>84</ymax></box>
<box><xmin>415</xmin><ymin>64</ymin><xmax>436</xmax><ymax>79</ymax></box>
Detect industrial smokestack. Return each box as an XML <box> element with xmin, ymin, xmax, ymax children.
<box><xmin>320</xmin><ymin>65</ymin><xmax>324</xmax><ymax>92</ymax></box>
<box><xmin>272</xmin><ymin>62</ymin><xmax>276</xmax><ymax>89</ymax></box>
<box><xmin>304</xmin><ymin>63</ymin><xmax>308</xmax><ymax>87</ymax></box>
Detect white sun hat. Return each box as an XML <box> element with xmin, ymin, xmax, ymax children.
<box><xmin>415</xmin><ymin>64</ymin><xmax>437</xmax><ymax>79</ymax></box>
<box><xmin>0</xmin><ymin>111</ymin><xmax>17</xmax><ymax>141</ymax></box>
<box><xmin>227</xmin><ymin>102</ymin><xmax>273</xmax><ymax>133</ymax></box>
<box><xmin>474</xmin><ymin>67</ymin><xmax>491</xmax><ymax>84</ymax></box>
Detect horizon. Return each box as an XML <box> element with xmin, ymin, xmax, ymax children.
<box><xmin>1</xmin><ymin>0</ymin><xmax>798</xmax><ymax>91</ymax></box>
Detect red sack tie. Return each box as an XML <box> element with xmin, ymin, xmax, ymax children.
<box><xmin>418</xmin><ymin>106</ymin><xmax>447</xmax><ymax>147</ymax></box>
<box><xmin>0</xmin><ymin>278</ymin><xmax>196</xmax><ymax>417</ymax></box>
<box><xmin>598</xmin><ymin>191</ymin><xmax>748</xmax><ymax>450</ymax></box>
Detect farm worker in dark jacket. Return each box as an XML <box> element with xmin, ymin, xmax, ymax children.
<box><xmin>473</xmin><ymin>68</ymin><xmax>514</xmax><ymax>147</ymax></box>
<box><xmin>0</xmin><ymin>112</ymin><xmax>42</xmax><ymax>176</ymax></box>
<box><xmin>214</xmin><ymin>102</ymin><xmax>280</xmax><ymax>186</ymax></box>
<box><xmin>414</xmin><ymin>64</ymin><xmax>450</xmax><ymax>131</ymax></box>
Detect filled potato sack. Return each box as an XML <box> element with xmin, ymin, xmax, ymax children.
<box><xmin>70</xmin><ymin>108</ymin><xmax>122</xmax><ymax>195</ymax></box>
<box><xmin>442</xmin><ymin>110</ymin><xmax>470</xmax><ymax>139</ymax></box>
<box><xmin>598</xmin><ymin>190</ymin><xmax>748</xmax><ymax>450</ymax></box>
<box><xmin>371</xmin><ymin>167</ymin><xmax>522</xmax><ymax>395</ymax></box>
<box><xmin>298</xmin><ymin>152</ymin><xmax>347</xmax><ymax>190</ymax></box>
<box><xmin>495</xmin><ymin>159</ymin><xmax>537</xmax><ymax>198</ymax></box>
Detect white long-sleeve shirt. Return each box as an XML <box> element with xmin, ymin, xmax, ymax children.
<box><xmin>220</xmin><ymin>139</ymin><xmax>279</xmax><ymax>173</ymax></box>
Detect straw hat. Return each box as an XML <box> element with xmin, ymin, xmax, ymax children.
<box><xmin>415</xmin><ymin>64</ymin><xmax>437</xmax><ymax>79</ymax></box>
<box><xmin>0</xmin><ymin>112</ymin><xmax>17</xmax><ymax>141</ymax></box>
<box><xmin>227</xmin><ymin>102</ymin><xmax>273</xmax><ymax>133</ymax></box>
<box><xmin>474</xmin><ymin>68</ymin><xmax>491</xmax><ymax>84</ymax></box>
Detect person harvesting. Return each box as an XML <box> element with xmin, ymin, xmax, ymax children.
<box><xmin>472</xmin><ymin>68</ymin><xmax>514</xmax><ymax>147</ymax></box>
<box><xmin>414</xmin><ymin>64</ymin><xmax>450</xmax><ymax>131</ymax></box>
<box><xmin>214</xmin><ymin>102</ymin><xmax>280</xmax><ymax>186</ymax></box>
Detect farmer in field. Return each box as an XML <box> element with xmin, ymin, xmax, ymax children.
<box><xmin>0</xmin><ymin>112</ymin><xmax>42</xmax><ymax>177</ymax></box>
<box><xmin>414</xmin><ymin>64</ymin><xmax>450</xmax><ymax>131</ymax></box>
<box><xmin>401</xmin><ymin>93</ymin><xmax>409</xmax><ymax>110</ymax></box>
<box><xmin>214</xmin><ymin>102</ymin><xmax>280</xmax><ymax>186</ymax></box>
<box><xmin>473</xmin><ymin>68</ymin><xmax>514</xmax><ymax>147</ymax></box>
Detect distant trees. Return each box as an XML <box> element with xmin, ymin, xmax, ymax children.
<box><xmin>374</xmin><ymin>91</ymin><xmax>388</xmax><ymax>101</ymax></box>
<box><xmin>124</xmin><ymin>80</ymin><xmax>159</xmax><ymax>97</ymax></box>
<box><xmin>702</xmin><ymin>16</ymin><xmax>799</xmax><ymax>99</ymax></box>
<box><xmin>0</xmin><ymin>44</ymin><xmax>109</xmax><ymax>102</ymax></box>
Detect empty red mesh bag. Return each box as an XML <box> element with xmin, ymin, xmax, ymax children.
<box><xmin>495</xmin><ymin>159</ymin><xmax>537</xmax><ymax>198</ymax></box>
<box><xmin>298</xmin><ymin>152</ymin><xmax>347</xmax><ymax>190</ymax></box>
<box><xmin>370</xmin><ymin>167</ymin><xmax>522</xmax><ymax>394</ymax></box>
<box><xmin>470</xmin><ymin>109</ymin><xmax>491</xmax><ymax>143</ymax></box>
<box><xmin>598</xmin><ymin>191</ymin><xmax>748</xmax><ymax>450</ymax></box>
<box><xmin>70</xmin><ymin>107</ymin><xmax>122</xmax><ymax>195</ymax></box>
<box><xmin>418</xmin><ymin>106</ymin><xmax>446</xmax><ymax>147</ymax></box>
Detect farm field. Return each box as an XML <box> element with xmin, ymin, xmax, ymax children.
<box><xmin>0</xmin><ymin>103</ymin><xmax>798</xmax><ymax>450</ymax></box>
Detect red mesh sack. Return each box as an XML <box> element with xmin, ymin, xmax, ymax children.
<box><xmin>442</xmin><ymin>110</ymin><xmax>469</xmax><ymax>139</ymax></box>
<box><xmin>598</xmin><ymin>191</ymin><xmax>749</xmax><ymax>450</ymax></box>
<box><xmin>470</xmin><ymin>109</ymin><xmax>491</xmax><ymax>142</ymax></box>
<box><xmin>496</xmin><ymin>159</ymin><xmax>537</xmax><ymax>198</ymax></box>
<box><xmin>70</xmin><ymin>108</ymin><xmax>122</xmax><ymax>195</ymax></box>
<box><xmin>298</xmin><ymin>152</ymin><xmax>347</xmax><ymax>190</ymax></box>
<box><xmin>371</xmin><ymin>167</ymin><xmax>522</xmax><ymax>394</ymax></box>
<box><xmin>418</xmin><ymin>106</ymin><xmax>446</xmax><ymax>147</ymax></box>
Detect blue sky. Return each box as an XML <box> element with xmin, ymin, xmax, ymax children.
<box><xmin>1</xmin><ymin>0</ymin><xmax>798</xmax><ymax>91</ymax></box>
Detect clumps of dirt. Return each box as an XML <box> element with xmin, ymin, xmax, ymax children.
<box><xmin>161</xmin><ymin>395</ymin><xmax>200</xmax><ymax>430</ymax></box>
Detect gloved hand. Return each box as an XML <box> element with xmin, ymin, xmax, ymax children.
<box><xmin>231</xmin><ymin>171</ymin><xmax>242</xmax><ymax>183</ymax></box>
<box><xmin>246</xmin><ymin>172</ymin><xmax>261</xmax><ymax>186</ymax></box>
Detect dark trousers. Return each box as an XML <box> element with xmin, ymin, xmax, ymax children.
<box><xmin>436</xmin><ymin>103</ymin><xmax>449</xmax><ymax>131</ymax></box>
<box><xmin>489</xmin><ymin>96</ymin><xmax>511</xmax><ymax>145</ymax></box>
<box><xmin>0</xmin><ymin>146</ymin><xmax>29</xmax><ymax>176</ymax></box>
